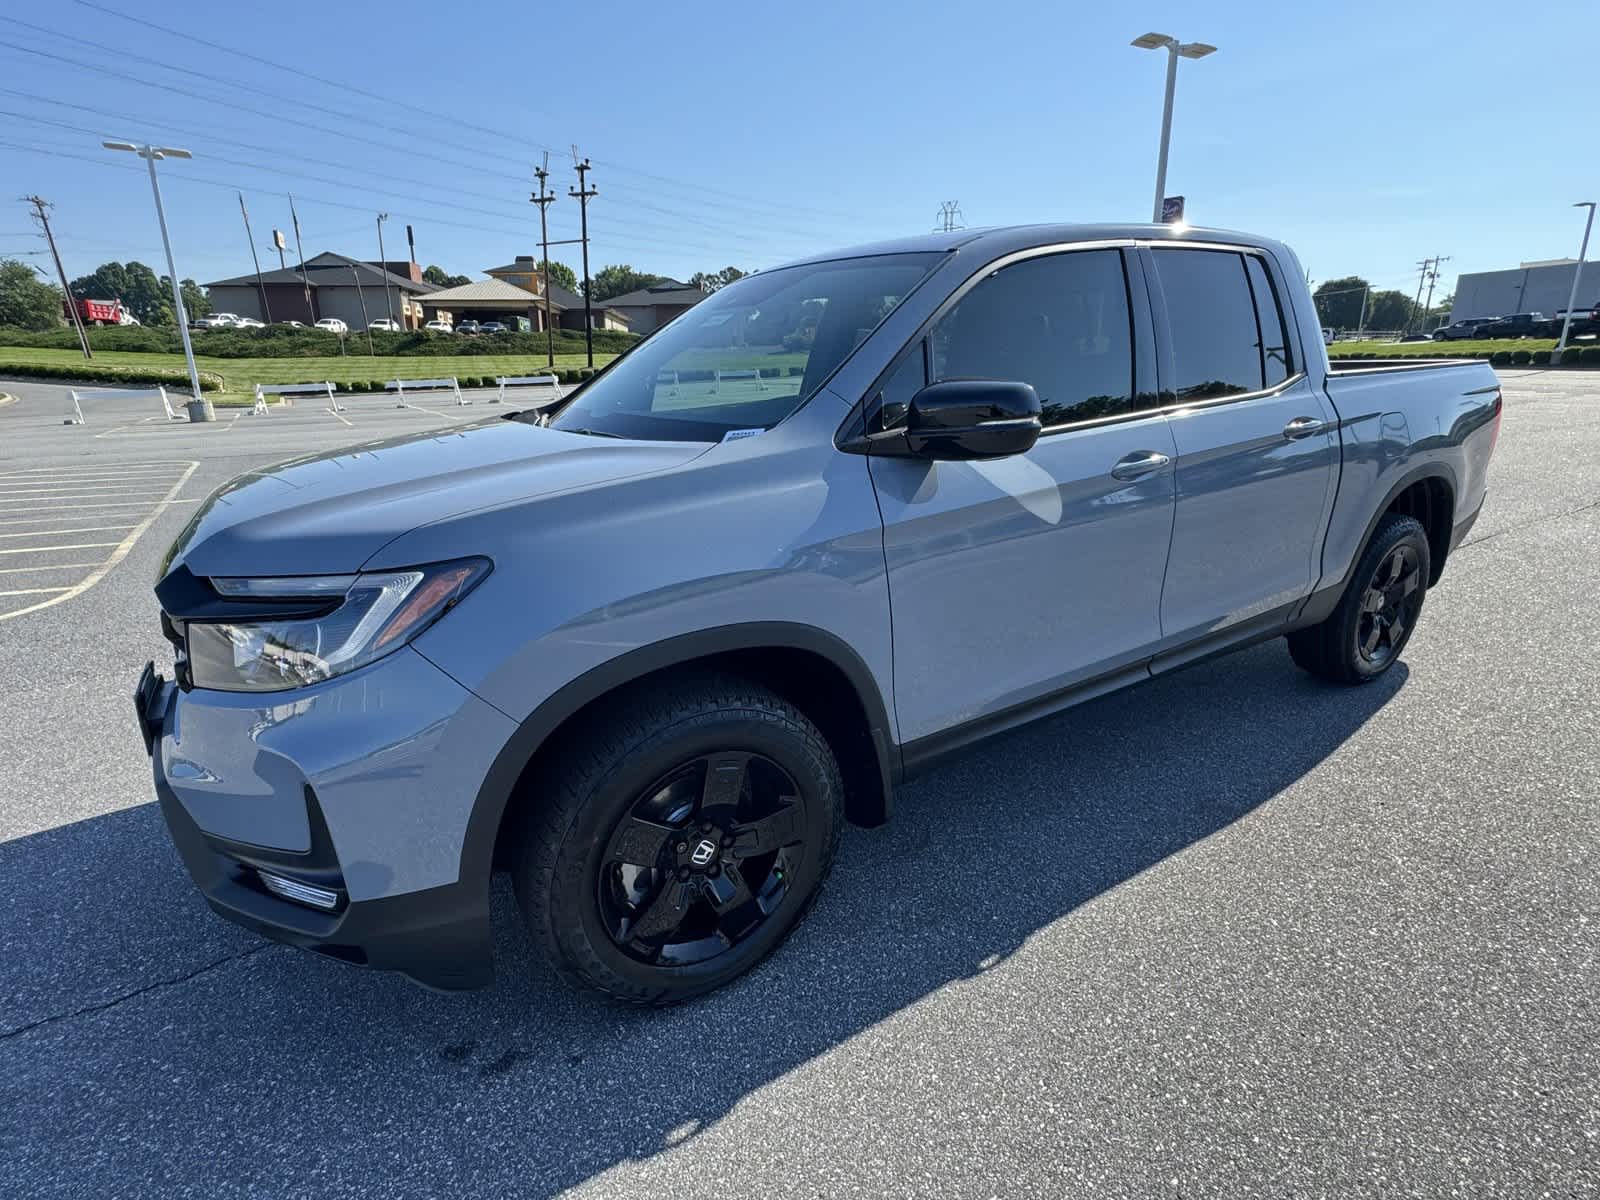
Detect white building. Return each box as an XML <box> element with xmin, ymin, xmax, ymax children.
<box><xmin>1450</xmin><ymin>259</ymin><xmax>1595</xmax><ymax>321</ymax></box>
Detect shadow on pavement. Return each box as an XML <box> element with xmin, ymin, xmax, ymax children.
<box><xmin>1</xmin><ymin>642</ymin><xmax>1406</xmax><ymax>1197</ymax></box>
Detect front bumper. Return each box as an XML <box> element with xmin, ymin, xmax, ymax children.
<box><xmin>135</xmin><ymin>657</ymin><xmax>514</xmax><ymax>991</ymax></box>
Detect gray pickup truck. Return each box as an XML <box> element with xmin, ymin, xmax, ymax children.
<box><xmin>136</xmin><ymin>224</ymin><xmax>1502</xmax><ymax>1004</ymax></box>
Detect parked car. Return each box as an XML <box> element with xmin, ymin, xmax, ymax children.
<box><xmin>314</xmin><ymin>317</ymin><xmax>349</xmax><ymax>334</ymax></box>
<box><xmin>236</xmin><ymin>317</ymin><xmax>265</xmax><ymax>329</ymax></box>
<box><xmin>1551</xmin><ymin>305</ymin><xmax>1600</xmax><ymax>339</ymax></box>
<box><xmin>424</xmin><ymin>319</ymin><xmax>453</xmax><ymax>333</ymax></box>
<box><xmin>136</xmin><ymin>223</ymin><xmax>1502</xmax><ymax>1005</ymax></box>
<box><xmin>1321</xmin><ymin>327</ymin><xmax>1334</xmax><ymax>346</ymax></box>
<box><xmin>477</xmin><ymin>321</ymin><xmax>509</xmax><ymax>335</ymax></box>
<box><xmin>1433</xmin><ymin>318</ymin><xmax>1495</xmax><ymax>341</ymax></box>
<box><xmin>196</xmin><ymin>313</ymin><xmax>241</xmax><ymax>330</ymax></box>
<box><xmin>275</xmin><ymin>320</ymin><xmax>306</xmax><ymax>328</ymax></box>
<box><xmin>1477</xmin><ymin>312</ymin><xmax>1546</xmax><ymax>339</ymax></box>
<box><xmin>367</xmin><ymin>318</ymin><xmax>403</xmax><ymax>332</ymax></box>
<box><xmin>455</xmin><ymin>320</ymin><xmax>482</xmax><ymax>335</ymax></box>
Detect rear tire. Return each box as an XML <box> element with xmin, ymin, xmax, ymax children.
<box><xmin>513</xmin><ymin>674</ymin><xmax>843</xmax><ymax>1005</ymax></box>
<box><xmin>1287</xmin><ymin>513</ymin><xmax>1431</xmax><ymax>684</ymax></box>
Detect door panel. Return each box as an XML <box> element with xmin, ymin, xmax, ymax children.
<box><xmin>1159</xmin><ymin>380</ymin><xmax>1339</xmax><ymax>641</ymax></box>
<box><xmin>1142</xmin><ymin>245</ymin><xmax>1339</xmax><ymax>644</ymax></box>
<box><xmin>872</xmin><ymin>415</ymin><xmax>1177</xmax><ymax>743</ymax></box>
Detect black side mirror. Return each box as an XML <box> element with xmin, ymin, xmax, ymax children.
<box><xmin>903</xmin><ymin>380</ymin><xmax>1042</xmax><ymax>461</ymax></box>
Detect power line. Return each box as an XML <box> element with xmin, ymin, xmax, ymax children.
<box><xmin>62</xmin><ymin>1</ymin><xmax>859</xmax><ymax>224</ymax></box>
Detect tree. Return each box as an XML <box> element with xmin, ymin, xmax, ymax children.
<box><xmin>1312</xmin><ymin>276</ymin><xmax>1371</xmax><ymax>332</ymax></box>
<box><xmin>1364</xmin><ymin>289</ymin><xmax>1417</xmax><ymax>332</ymax></box>
<box><xmin>423</xmin><ymin>264</ymin><xmax>471</xmax><ymax>287</ymax></box>
<box><xmin>539</xmin><ymin>260</ymin><xmax>578</xmax><ymax>294</ymax></box>
<box><xmin>587</xmin><ymin>264</ymin><xmax>665</xmax><ymax>302</ymax></box>
<box><xmin>689</xmin><ymin>266</ymin><xmax>747</xmax><ymax>293</ymax></box>
<box><xmin>180</xmin><ymin>277</ymin><xmax>211</xmax><ymax>319</ymax></box>
<box><xmin>0</xmin><ymin>259</ymin><xmax>63</xmax><ymax>330</ymax></box>
<box><xmin>68</xmin><ymin>260</ymin><xmax>175</xmax><ymax>325</ymax></box>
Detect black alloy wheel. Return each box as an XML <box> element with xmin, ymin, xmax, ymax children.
<box><xmin>597</xmin><ymin>752</ymin><xmax>805</xmax><ymax>967</ymax></box>
<box><xmin>1355</xmin><ymin>543</ymin><xmax>1423</xmax><ymax>669</ymax></box>
<box><xmin>514</xmin><ymin>675</ymin><xmax>843</xmax><ymax>1005</ymax></box>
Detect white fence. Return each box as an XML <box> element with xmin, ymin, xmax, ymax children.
<box><xmin>384</xmin><ymin>376</ymin><xmax>464</xmax><ymax>409</ymax></box>
<box><xmin>494</xmin><ymin>374</ymin><xmax>565</xmax><ymax>405</ymax></box>
<box><xmin>252</xmin><ymin>381</ymin><xmax>338</xmax><ymax>415</ymax></box>
<box><xmin>64</xmin><ymin>385</ymin><xmax>182</xmax><ymax>426</ymax></box>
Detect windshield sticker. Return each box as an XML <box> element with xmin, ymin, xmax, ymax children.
<box><xmin>721</xmin><ymin>428</ymin><xmax>765</xmax><ymax>443</ymax></box>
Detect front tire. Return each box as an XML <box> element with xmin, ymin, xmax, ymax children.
<box><xmin>1287</xmin><ymin>513</ymin><xmax>1431</xmax><ymax>684</ymax></box>
<box><xmin>514</xmin><ymin>675</ymin><xmax>843</xmax><ymax>1005</ymax></box>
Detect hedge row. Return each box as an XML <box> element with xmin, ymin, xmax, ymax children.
<box><xmin>1330</xmin><ymin>346</ymin><xmax>1600</xmax><ymax>366</ymax></box>
<box><xmin>337</xmin><ymin>366</ymin><xmax>607</xmax><ymax>392</ymax></box>
<box><xmin>0</xmin><ymin>323</ymin><xmax>640</xmax><ymax>359</ymax></box>
<box><xmin>0</xmin><ymin>361</ymin><xmax>224</xmax><ymax>392</ymax></box>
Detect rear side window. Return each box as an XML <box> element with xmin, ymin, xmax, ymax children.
<box><xmin>1153</xmin><ymin>248</ymin><xmax>1269</xmax><ymax>399</ymax></box>
<box><xmin>928</xmin><ymin>248</ymin><xmax>1136</xmax><ymax>426</ymax></box>
<box><xmin>1244</xmin><ymin>255</ymin><xmax>1292</xmax><ymax>387</ymax></box>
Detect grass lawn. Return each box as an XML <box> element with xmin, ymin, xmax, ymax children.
<box><xmin>0</xmin><ymin>347</ymin><xmax>617</xmax><ymax>404</ymax></box>
<box><xmin>1330</xmin><ymin>337</ymin><xmax>1562</xmax><ymax>357</ymax></box>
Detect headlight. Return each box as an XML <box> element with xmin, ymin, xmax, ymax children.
<box><xmin>185</xmin><ymin>558</ymin><xmax>490</xmax><ymax>692</ymax></box>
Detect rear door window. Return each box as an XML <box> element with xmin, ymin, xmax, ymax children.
<box><xmin>1244</xmin><ymin>255</ymin><xmax>1293</xmax><ymax>387</ymax></box>
<box><xmin>1152</xmin><ymin>248</ymin><xmax>1266</xmax><ymax>399</ymax></box>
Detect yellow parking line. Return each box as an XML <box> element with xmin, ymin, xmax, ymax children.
<box><xmin>0</xmin><ymin>541</ymin><xmax>122</xmax><ymax>556</ymax></box>
<box><xmin>0</xmin><ymin>461</ymin><xmax>198</xmax><ymax>622</ymax></box>
<box><xmin>0</xmin><ymin>524</ymin><xmax>137</xmax><ymax>539</ymax></box>
<box><xmin>0</xmin><ymin>586</ymin><xmax>70</xmax><ymax>597</ymax></box>
<box><xmin>0</xmin><ymin>561</ymin><xmax>102</xmax><ymax>574</ymax></box>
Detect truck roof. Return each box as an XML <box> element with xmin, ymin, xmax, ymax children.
<box><xmin>774</xmin><ymin>223</ymin><xmax>1291</xmax><ymax>270</ymax></box>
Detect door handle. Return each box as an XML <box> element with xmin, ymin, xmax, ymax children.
<box><xmin>1109</xmin><ymin>450</ymin><xmax>1172</xmax><ymax>481</ymax></box>
<box><xmin>1283</xmin><ymin>416</ymin><xmax>1327</xmax><ymax>440</ymax></box>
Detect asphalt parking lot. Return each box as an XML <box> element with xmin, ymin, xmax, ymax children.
<box><xmin>0</xmin><ymin>370</ymin><xmax>1595</xmax><ymax>1198</ymax></box>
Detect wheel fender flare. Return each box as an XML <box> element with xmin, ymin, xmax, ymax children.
<box><xmin>454</xmin><ymin>622</ymin><xmax>897</xmax><ymax>893</ymax></box>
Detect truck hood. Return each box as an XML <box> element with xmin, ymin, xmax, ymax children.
<box><xmin>164</xmin><ymin>421</ymin><xmax>709</xmax><ymax>578</ymax></box>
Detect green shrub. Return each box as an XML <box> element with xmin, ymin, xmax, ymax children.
<box><xmin>1581</xmin><ymin>346</ymin><xmax>1600</xmax><ymax>365</ymax></box>
<box><xmin>578</xmin><ymin>367</ymin><xmax>594</xmax><ymax>380</ymax></box>
<box><xmin>1561</xmin><ymin>347</ymin><xmax>1581</xmax><ymax>364</ymax></box>
<box><xmin>787</xmin><ymin>365</ymin><xmax>804</xmax><ymax>376</ymax></box>
<box><xmin>1511</xmin><ymin>349</ymin><xmax>1532</xmax><ymax>364</ymax></box>
<box><xmin>1528</xmin><ymin>350</ymin><xmax>1551</xmax><ymax>365</ymax></box>
<box><xmin>1491</xmin><ymin>350</ymin><xmax>1512</xmax><ymax>365</ymax></box>
<box><xmin>0</xmin><ymin>359</ymin><xmax>223</xmax><ymax>391</ymax></box>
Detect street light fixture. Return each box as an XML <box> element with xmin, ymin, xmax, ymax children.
<box><xmin>102</xmin><ymin>140</ymin><xmax>205</xmax><ymax>406</ymax></box>
<box><xmin>1554</xmin><ymin>201</ymin><xmax>1595</xmax><ymax>356</ymax></box>
<box><xmin>1131</xmin><ymin>32</ymin><xmax>1216</xmax><ymax>223</ymax></box>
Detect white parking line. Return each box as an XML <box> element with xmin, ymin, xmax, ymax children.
<box><xmin>0</xmin><ymin>499</ymin><xmax>182</xmax><ymax>512</ymax></box>
<box><xmin>0</xmin><ymin>481</ymin><xmax>182</xmax><ymax>494</ymax></box>
<box><xmin>0</xmin><ymin>460</ymin><xmax>198</xmax><ymax>622</ymax></box>
<box><xmin>0</xmin><ymin>511</ymin><xmax>152</xmax><ymax>528</ymax></box>
<box><xmin>0</xmin><ymin>561</ymin><xmax>103</xmax><ymax>574</ymax></box>
<box><xmin>0</xmin><ymin>524</ymin><xmax>137</xmax><ymax>539</ymax></box>
<box><xmin>0</xmin><ymin>541</ymin><xmax>122</xmax><ymax>556</ymax></box>
<box><xmin>0</xmin><ymin>586</ymin><xmax>69</xmax><ymax>597</ymax></box>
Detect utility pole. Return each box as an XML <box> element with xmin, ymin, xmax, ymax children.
<box><xmin>1356</xmin><ymin>285</ymin><xmax>1369</xmax><ymax>337</ymax></box>
<box><xmin>1421</xmin><ymin>256</ymin><xmax>1450</xmax><ymax>332</ymax></box>
<box><xmin>24</xmin><ymin>195</ymin><xmax>92</xmax><ymax>360</ymax></box>
<box><xmin>1555</xmin><ymin>202</ymin><xmax>1595</xmax><ymax>356</ymax></box>
<box><xmin>570</xmin><ymin>151</ymin><xmax>597</xmax><ymax>368</ymax></box>
<box><xmin>237</xmin><ymin>192</ymin><xmax>272</xmax><ymax>324</ymax></box>
<box><xmin>288</xmin><ymin>194</ymin><xmax>315</xmax><ymax>322</ymax></box>
<box><xmin>376</xmin><ymin>212</ymin><xmax>396</xmax><ymax>328</ymax></box>
<box><xmin>933</xmin><ymin>201</ymin><xmax>965</xmax><ymax>233</ymax></box>
<box><xmin>1408</xmin><ymin>258</ymin><xmax>1433</xmax><ymax>336</ymax></box>
<box><xmin>532</xmin><ymin>154</ymin><xmax>558</xmax><ymax>368</ymax></box>
<box><xmin>349</xmin><ymin>262</ymin><xmax>374</xmax><ymax>355</ymax></box>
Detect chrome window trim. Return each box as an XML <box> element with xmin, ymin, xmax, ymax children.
<box><xmin>1034</xmin><ymin>370</ymin><xmax>1310</xmax><ymax>438</ymax></box>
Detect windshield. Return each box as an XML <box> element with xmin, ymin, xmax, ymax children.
<box><xmin>548</xmin><ymin>252</ymin><xmax>941</xmax><ymax>442</ymax></box>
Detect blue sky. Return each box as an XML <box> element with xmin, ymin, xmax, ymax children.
<box><xmin>1</xmin><ymin>0</ymin><xmax>1595</xmax><ymax>303</ymax></box>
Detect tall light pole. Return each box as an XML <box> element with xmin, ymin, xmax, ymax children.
<box><xmin>1131</xmin><ymin>33</ymin><xmax>1216</xmax><ymax>223</ymax></box>
<box><xmin>376</xmin><ymin>212</ymin><xmax>397</xmax><ymax>328</ymax></box>
<box><xmin>1555</xmin><ymin>201</ymin><xmax>1595</xmax><ymax>356</ymax></box>
<box><xmin>103</xmin><ymin>140</ymin><xmax>204</xmax><ymax>403</ymax></box>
